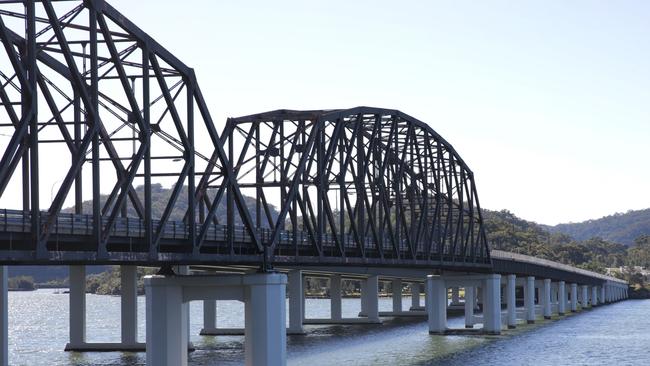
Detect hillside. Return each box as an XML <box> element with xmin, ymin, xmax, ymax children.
<box><xmin>546</xmin><ymin>208</ymin><xmax>650</xmax><ymax>246</ymax></box>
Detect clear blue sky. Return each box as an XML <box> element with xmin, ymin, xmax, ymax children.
<box><xmin>113</xmin><ymin>0</ymin><xmax>650</xmax><ymax>225</ymax></box>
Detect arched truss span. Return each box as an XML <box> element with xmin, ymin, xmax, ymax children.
<box><xmin>219</xmin><ymin>107</ymin><xmax>491</xmax><ymax>268</ymax></box>
<box><xmin>0</xmin><ymin>1</ymin><xmax>490</xmax><ymax>270</ymax></box>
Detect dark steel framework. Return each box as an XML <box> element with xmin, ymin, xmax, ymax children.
<box><xmin>0</xmin><ymin>0</ymin><xmax>491</xmax><ymax>270</ymax></box>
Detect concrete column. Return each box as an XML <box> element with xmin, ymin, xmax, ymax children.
<box><xmin>581</xmin><ymin>285</ymin><xmax>589</xmax><ymax>308</ymax></box>
<box><xmin>525</xmin><ymin>276</ymin><xmax>535</xmax><ymax>323</ymax></box>
<box><xmin>558</xmin><ymin>281</ymin><xmax>566</xmax><ymax>315</ymax></box>
<box><xmin>330</xmin><ymin>274</ymin><xmax>342</xmax><ymax>321</ymax></box>
<box><xmin>288</xmin><ymin>270</ymin><xmax>304</xmax><ymax>333</ymax></box>
<box><xmin>121</xmin><ymin>265</ymin><xmax>138</xmax><ymax>345</ymax></box>
<box><xmin>483</xmin><ymin>274</ymin><xmax>502</xmax><ymax>334</ymax></box>
<box><xmin>392</xmin><ymin>279</ymin><xmax>402</xmax><ymax>313</ymax></box>
<box><xmin>145</xmin><ymin>278</ymin><xmax>186</xmax><ymax>366</ymax></box>
<box><xmin>451</xmin><ymin>287</ymin><xmax>459</xmax><ymax>304</ymax></box>
<box><xmin>302</xmin><ymin>275</ymin><xmax>307</xmax><ymax>319</ymax></box>
<box><xmin>464</xmin><ymin>286</ymin><xmax>474</xmax><ymax>328</ymax></box>
<box><xmin>203</xmin><ymin>300</ymin><xmax>216</xmax><ymax>330</ymax></box>
<box><xmin>600</xmin><ymin>286</ymin><xmax>606</xmax><ymax>304</ymax></box>
<box><xmin>591</xmin><ymin>286</ymin><xmax>598</xmax><ymax>306</ymax></box>
<box><xmin>543</xmin><ymin>279</ymin><xmax>551</xmax><ymax>319</ymax></box>
<box><xmin>244</xmin><ymin>273</ymin><xmax>287</xmax><ymax>366</ymax></box>
<box><xmin>362</xmin><ymin>276</ymin><xmax>379</xmax><ymax>321</ymax></box>
<box><xmin>1</xmin><ymin>266</ymin><xmax>7</xmax><ymax>366</ymax></box>
<box><xmin>410</xmin><ymin>282</ymin><xmax>421</xmax><ymax>310</ymax></box>
<box><xmin>506</xmin><ymin>274</ymin><xmax>516</xmax><ymax>329</ymax></box>
<box><xmin>360</xmin><ymin>279</ymin><xmax>368</xmax><ymax>315</ymax></box>
<box><xmin>570</xmin><ymin>283</ymin><xmax>578</xmax><ymax>312</ymax></box>
<box><xmin>69</xmin><ymin>265</ymin><xmax>86</xmax><ymax>347</ymax></box>
<box><xmin>426</xmin><ymin>276</ymin><xmax>446</xmax><ymax>334</ymax></box>
<box><xmin>174</xmin><ymin>265</ymin><xmax>191</xmax><ymax>349</ymax></box>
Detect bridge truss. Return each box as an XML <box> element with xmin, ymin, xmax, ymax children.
<box><xmin>0</xmin><ymin>0</ymin><xmax>491</xmax><ymax>270</ymax></box>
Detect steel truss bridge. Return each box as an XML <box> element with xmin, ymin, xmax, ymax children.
<box><xmin>0</xmin><ymin>0</ymin><xmax>491</xmax><ymax>271</ymax></box>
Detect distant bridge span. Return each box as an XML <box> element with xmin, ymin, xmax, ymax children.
<box><xmin>0</xmin><ymin>2</ymin><xmax>628</xmax><ymax>366</ymax></box>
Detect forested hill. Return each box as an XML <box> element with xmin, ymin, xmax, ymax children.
<box><xmin>545</xmin><ymin>208</ymin><xmax>650</xmax><ymax>246</ymax></box>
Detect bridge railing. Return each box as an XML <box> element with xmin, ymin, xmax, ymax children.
<box><xmin>0</xmin><ymin>209</ymin><xmax>489</xmax><ymax>264</ymax></box>
<box><xmin>491</xmin><ymin>249</ymin><xmax>627</xmax><ymax>285</ymax></box>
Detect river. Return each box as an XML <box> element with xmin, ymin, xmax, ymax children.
<box><xmin>7</xmin><ymin>289</ymin><xmax>649</xmax><ymax>365</ymax></box>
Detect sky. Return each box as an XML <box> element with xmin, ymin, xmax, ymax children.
<box><xmin>4</xmin><ymin>0</ymin><xmax>649</xmax><ymax>226</ymax></box>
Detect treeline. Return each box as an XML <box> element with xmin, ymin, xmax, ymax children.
<box><xmin>546</xmin><ymin>208</ymin><xmax>650</xmax><ymax>246</ymax></box>
<box><xmin>483</xmin><ymin>209</ymin><xmax>650</xmax><ymax>274</ymax></box>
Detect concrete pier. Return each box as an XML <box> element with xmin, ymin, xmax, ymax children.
<box><xmin>121</xmin><ymin>266</ymin><xmax>138</xmax><ymax>345</ymax></box>
<box><xmin>464</xmin><ymin>286</ymin><xmax>475</xmax><ymax>328</ymax></box>
<box><xmin>542</xmin><ymin>279</ymin><xmax>551</xmax><ymax>319</ymax></box>
<box><xmin>426</xmin><ymin>276</ymin><xmax>447</xmax><ymax>334</ymax></box>
<box><xmin>558</xmin><ymin>281</ymin><xmax>566</xmax><ymax>316</ymax></box>
<box><xmin>410</xmin><ymin>282</ymin><xmax>422</xmax><ymax>310</ymax></box>
<box><xmin>506</xmin><ymin>274</ymin><xmax>517</xmax><ymax>329</ymax></box>
<box><xmin>362</xmin><ymin>276</ymin><xmax>380</xmax><ymax>322</ymax></box>
<box><xmin>145</xmin><ymin>272</ymin><xmax>287</xmax><ymax>366</ymax></box>
<box><xmin>483</xmin><ymin>274</ymin><xmax>502</xmax><ymax>334</ymax></box>
<box><xmin>330</xmin><ymin>274</ymin><xmax>342</xmax><ymax>321</ymax></box>
<box><xmin>288</xmin><ymin>270</ymin><xmax>305</xmax><ymax>334</ymax></box>
<box><xmin>592</xmin><ymin>286</ymin><xmax>599</xmax><ymax>307</ymax></box>
<box><xmin>570</xmin><ymin>283</ymin><xmax>578</xmax><ymax>312</ymax></box>
<box><xmin>392</xmin><ymin>279</ymin><xmax>403</xmax><ymax>313</ymax></box>
<box><xmin>525</xmin><ymin>276</ymin><xmax>536</xmax><ymax>324</ymax></box>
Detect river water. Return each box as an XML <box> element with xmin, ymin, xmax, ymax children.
<box><xmin>7</xmin><ymin>290</ymin><xmax>650</xmax><ymax>365</ymax></box>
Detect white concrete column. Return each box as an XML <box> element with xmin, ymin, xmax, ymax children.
<box><xmin>362</xmin><ymin>276</ymin><xmax>379</xmax><ymax>322</ymax></box>
<box><xmin>506</xmin><ymin>275</ymin><xmax>516</xmax><ymax>329</ymax></box>
<box><xmin>121</xmin><ymin>265</ymin><xmax>138</xmax><ymax>345</ymax></box>
<box><xmin>570</xmin><ymin>283</ymin><xmax>578</xmax><ymax>312</ymax></box>
<box><xmin>591</xmin><ymin>286</ymin><xmax>598</xmax><ymax>306</ymax></box>
<box><xmin>69</xmin><ymin>265</ymin><xmax>86</xmax><ymax>347</ymax></box>
<box><xmin>600</xmin><ymin>286</ymin><xmax>606</xmax><ymax>304</ymax></box>
<box><xmin>0</xmin><ymin>266</ymin><xmax>7</xmax><ymax>366</ymax></box>
<box><xmin>392</xmin><ymin>279</ymin><xmax>402</xmax><ymax>313</ymax></box>
<box><xmin>581</xmin><ymin>285</ymin><xmax>589</xmax><ymax>308</ymax></box>
<box><xmin>330</xmin><ymin>274</ymin><xmax>342</xmax><ymax>321</ymax></box>
<box><xmin>145</xmin><ymin>278</ymin><xmax>186</xmax><ymax>366</ymax></box>
<box><xmin>483</xmin><ymin>274</ymin><xmax>502</xmax><ymax>334</ymax></box>
<box><xmin>174</xmin><ymin>266</ymin><xmax>191</xmax><ymax>349</ymax></box>
<box><xmin>558</xmin><ymin>281</ymin><xmax>566</xmax><ymax>315</ymax></box>
<box><xmin>360</xmin><ymin>279</ymin><xmax>368</xmax><ymax>315</ymax></box>
<box><xmin>410</xmin><ymin>282</ymin><xmax>421</xmax><ymax>309</ymax></box>
<box><xmin>543</xmin><ymin>279</ymin><xmax>551</xmax><ymax>319</ymax></box>
<box><xmin>426</xmin><ymin>276</ymin><xmax>447</xmax><ymax>334</ymax></box>
<box><xmin>288</xmin><ymin>270</ymin><xmax>304</xmax><ymax>333</ymax></box>
<box><xmin>203</xmin><ymin>300</ymin><xmax>216</xmax><ymax>330</ymax></box>
<box><xmin>525</xmin><ymin>276</ymin><xmax>535</xmax><ymax>323</ymax></box>
<box><xmin>464</xmin><ymin>286</ymin><xmax>474</xmax><ymax>328</ymax></box>
<box><xmin>244</xmin><ymin>273</ymin><xmax>287</xmax><ymax>366</ymax></box>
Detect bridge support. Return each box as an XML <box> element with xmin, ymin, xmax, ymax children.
<box><xmin>392</xmin><ymin>279</ymin><xmax>403</xmax><ymax>313</ymax></box>
<box><xmin>525</xmin><ymin>276</ymin><xmax>536</xmax><ymax>324</ymax></box>
<box><xmin>581</xmin><ymin>285</ymin><xmax>589</xmax><ymax>309</ymax></box>
<box><xmin>361</xmin><ymin>276</ymin><xmax>380</xmax><ymax>322</ymax></box>
<box><xmin>600</xmin><ymin>286</ymin><xmax>606</xmax><ymax>305</ymax></box>
<box><xmin>145</xmin><ymin>272</ymin><xmax>286</xmax><ymax>366</ymax></box>
<box><xmin>66</xmin><ymin>265</ymin><xmax>145</xmax><ymax>351</ymax></box>
<box><xmin>426</xmin><ymin>276</ymin><xmax>447</xmax><ymax>334</ymax></box>
<box><xmin>591</xmin><ymin>286</ymin><xmax>599</xmax><ymax>307</ymax></box>
<box><xmin>410</xmin><ymin>283</ymin><xmax>422</xmax><ymax>310</ymax></box>
<box><xmin>1</xmin><ymin>266</ymin><xmax>7</xmax><ymax>366</ymax></box>
<box><xmin>330</xmin><ymin>274</ymin><xmax>342</xmax><ymax>321</ymax></box>
<box><xmin>67</xmin><ymin>265</ymin><xmax>86</xmax><ymax>349</ymax></box>
<box><xmin>558</xmin><ymin>281</ymin><xmax>566</xmax><ymax>316</ymax></box>
<box><xmin>506</xmin><ymin>275</ymin><xmax>517</xmax><ymax>329</ymax></box>
<box><xmin>542</xmin><ymin>279</ymin><xmax>551</xmax><ymax>319</ymax></box>
<box><xmin>288</xmin><ymin>270</ymin><xmax>305</xmax><ymax>334</ymax></box>
<box><xmin>464</xmin><ymin>286</ymin><xmax>474</xmax><ymax>328</ymax></box>
<box><xmin>570</xmin><ymin>283</ymin><xmax>578</xmax><ymax>312</ymax></box>
<box><xmin>483</xmin><ymin>275</ymin><xmax>502</xmax><ymax>334</ymax></box>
